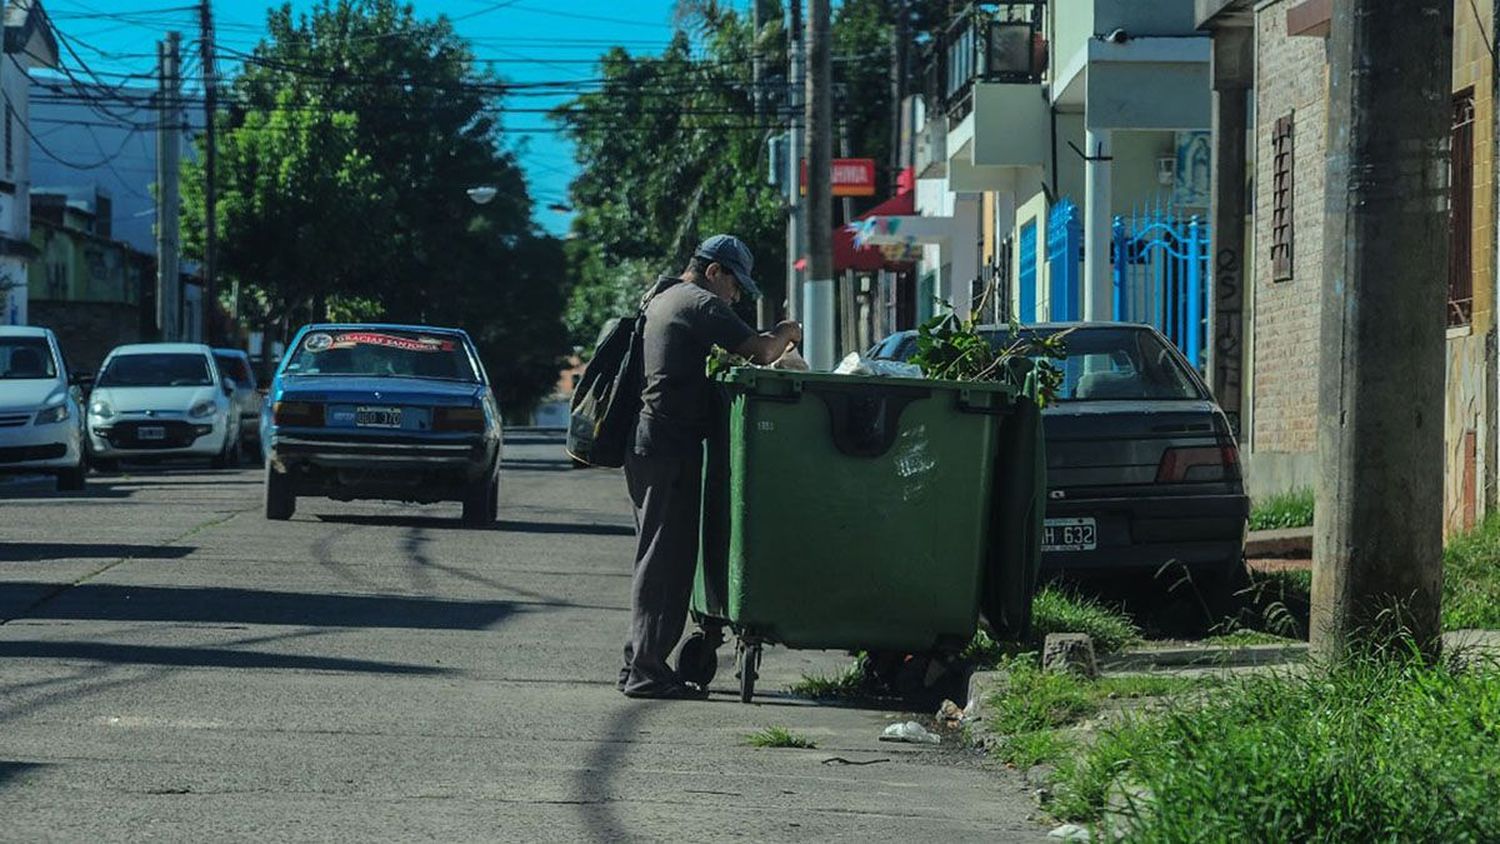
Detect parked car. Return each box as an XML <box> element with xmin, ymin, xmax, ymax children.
<box><xmin>87</xmin><ymin>343</ymin><xmax>243</xmax><ymax>470</ymax></box>
<box><xmin>0</xmin><ymin>326</ymin><xmax>88</xmax><ymax>490</ymax></box>
<box><xmin>872</xmin><ymin>322</ymin><xmax>1250</xmax><ymax>597</ymax></box>
<box><xmin>260</xmin><ymin>324</ymin><xmax>503</xmax><ymax>526</ymax></box>
<box><xmin>214</xmin><ymin>348</ymin><xmax>264</xmax><ymax>454</ymax></box>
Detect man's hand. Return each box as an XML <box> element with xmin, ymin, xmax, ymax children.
<box><xmin>773</xmin><ymin>320</ymin><xmax>804</xmax><ymax>348</ymax></box>
<box><xmin>735</xmin><ymin>320</ymin><xmax>804</xmax><ymax>365</ymax></box>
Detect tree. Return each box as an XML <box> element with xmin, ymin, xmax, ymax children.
<box><xmin>557</xmin><ymin>0</ymin><xmax>900</xmax><ymax>351</ymax></box>
<box><xmin>182</xmin><ymin>0</ymin><xmax>569</xmax><ymax>416</ymax></box>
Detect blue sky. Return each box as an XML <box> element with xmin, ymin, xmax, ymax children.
<box><xmin>43</xmin><ymin>0</ymin><xmax>699</xmax><ymax>235</ymax></box>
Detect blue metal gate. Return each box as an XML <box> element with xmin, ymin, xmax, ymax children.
<box><xmin>1017</xmin><ymin>220</ymin><xmax>1037</xmax><ymax>324</ymax></box>
<box><xmin>1046</xmin><ymin>198</ymin><xmax>1082</xmax><ymax>321</ymax></box>
<box><xmin>1111</xmin><ymin>206</ymin><xmax>1210</xmax><ymax>369</ymax></box>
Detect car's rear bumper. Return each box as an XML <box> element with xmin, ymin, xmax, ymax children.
<box><xmin>1042</xmin><ymin>493</ymin><xmax>1249</xmax><ymax>573</ymax></box>
<box><xmin>271</xmin><ymin>434</ymin><xmax>493</xmax><ymax>471</ymax></box>
<box><xmin>268</xmin><ymin>431</ymin><xmax>498</xmax><ymax>503</ymax></box>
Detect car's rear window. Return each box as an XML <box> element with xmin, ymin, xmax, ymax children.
<box><xmin>283</xmin><ymin>329</ymin><xmax>478</xmax><ymax>382</ymax></box>
<box><xmin>994</xmin><ymin>328</ymin><xmax>1202</xmax><ymax>401</ymax></box>
<box><xmin>872</xmin><ymin>327</ymin><xmax>1202</xmax><ymax>401</ymax></box>
<box><xmin>98</xmin><ymin>353</ymin><xmax>213</xmax><ymax>388</ymax></box>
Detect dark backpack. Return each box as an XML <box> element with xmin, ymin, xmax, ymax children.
<box><xmin>566</xmin><ymin>277</ymin><xmax>676</xmax><ymax>468</ymax></box>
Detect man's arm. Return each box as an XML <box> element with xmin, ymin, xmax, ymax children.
<box><xmin>734</xmin><ymin>320</ymin><xmax>804</xmax><ymax>365</ymax></box>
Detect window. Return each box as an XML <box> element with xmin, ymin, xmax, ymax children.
<box><xmin>1449</xmin><ymin>90</ymin><xmax>1475</xmax><ymax>328</ymax></box>
<box><xmin>1270</xmin><ymin>114</ymin><xmax>1294</xmax><ymax>280</ymax></box>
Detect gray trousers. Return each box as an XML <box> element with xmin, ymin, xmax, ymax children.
<box><xmin>620</xmin><ymin>449</ymin><xmax>703</xmax><ymax>693</ymax></box>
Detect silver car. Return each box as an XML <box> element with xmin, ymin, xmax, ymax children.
<box><xmin>0</xmin><ymin>326</ymin><xmax>87</xmax><ymax>490</ymax></box>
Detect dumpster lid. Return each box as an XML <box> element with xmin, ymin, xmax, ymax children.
<box><xmin>720</xmin><ymin>367</ymin><xmax>1021</xmax><ymax>396</ymax></box>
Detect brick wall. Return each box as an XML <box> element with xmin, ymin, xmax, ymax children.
<box><xmin>1250</xmin><ymin>1</ymin><xmax>1328</xmax><ymax>457</ymax></box>
<box><xmin>28</xmin><ymin>300</ymin><xmax>146</xmax><ymax>374</ymax></box>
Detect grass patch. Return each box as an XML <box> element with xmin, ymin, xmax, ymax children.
<box><xmin>1248</xmin><ymin>486</ymin><xmax>1314</xmax><ymax>531</ymax></box>
<box><xmin>787</xmin><ymin>660</ymin><xmax>867</xmax><ymax>700</ymax></box>
<box><xmin>1031</xmin><ymin>587</ymin><xmax>1141</xmax><ymax>655</ymax></box>
<box><xmin>743</xmin><ymin>726</ymin><xmax>816</xmax><ymax>749</ymax></box>
<box><xmin>1443</xmin><ymin>514</ymin><xmax>1500</xmax><ymax>630</ymax></box>
<box><xmin>1201</xmin><ymin>629</ymin><xmax>1297</xmax><ymax>647</ymax></box>
<box><xmin>1047</xmin><ymin>650</ymin><xmax>1500</xmax><ymax>839</ymax></box>
<box><xmin>981</xmin><ymin>658</ymin><xmax>1208</xmax><ymax>768</ymax></box>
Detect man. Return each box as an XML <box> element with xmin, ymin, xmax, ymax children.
<box><xmin>620</xmin><ymin>234</ymin><xmax>802</xmax><ymax>699</ymax></box>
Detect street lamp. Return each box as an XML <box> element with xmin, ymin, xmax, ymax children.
<box><xmin>466</xmin><ymin>185</ymin><xmax>498</xmax><ymax>205</ymax></box>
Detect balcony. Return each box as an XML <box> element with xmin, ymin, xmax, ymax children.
<box><xmin>925</xmin><ymin>3</ymin><xmax>1047</xmax><ymax>124</ymax></box>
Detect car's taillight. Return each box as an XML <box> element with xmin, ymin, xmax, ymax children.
<box><xmin>273</xmin><ymin>401</ymin><xmax>324</xmax><ymax>427</ymax></box>
<box><xmin>1156</xmin><ymin>444</ymin><xmax>1240</xmax><ymax>483</ymax></box>
<box><xmin>433</xmin><ymin>406</ymin><xmax>485</xmax><ymax>433</ymax></box>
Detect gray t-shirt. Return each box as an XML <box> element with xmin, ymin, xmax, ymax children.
<box><xmin>634</xmin><ymin>276</ymin><xmax>756</xmax><ymax>458</ymax></box>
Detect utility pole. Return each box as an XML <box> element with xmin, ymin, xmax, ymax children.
<box><xmin>890</xmin><ymin>0</ymin><xmax>907</xmax><ymax>183</ymax></box>
<box><xmin>751</xmin><ymin>0</ymin><xmax>771</xmax><ymax>328</ymax></box>
<box><xmin>1312</xmin><ymin>0</ymin><xmax>1452</xmax><ymax>659</ymax></box>
<box><xmin>199</xmin><ymin>0</ymin><xmax>220</xmax><ymax>346</ymax></box>
<box><xmin>785</xmin><ymin>0</ymin><xmax>803</xmax><ymax>324</ymax></box>
<box><xmin>803</xmin><ymin>0</ymin><xmax>834</xmax><ymax>370</ymax></box>
<box><xmin>839</xmin><ymin>120</ymin><xmax>857</xmax><ymax>357</ymax></box>
<box><xmin>155</xmin><ymin>32</ymin><xmax>181</xmax><ymax>343</ymax></box>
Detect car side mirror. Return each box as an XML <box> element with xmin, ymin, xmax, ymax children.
<box><xmin>223</xmin><ymin>379</ymin><xmax>237</xmax><ymax>396</ymax></box>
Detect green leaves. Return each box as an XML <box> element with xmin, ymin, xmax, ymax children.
<box><xmin>181</xmin><ymin>0</ymin><xmax>569</xmax><ymax>414</ymax></box>
<box><xmin>908</xmin><ymin>310</ymin><xmax>1071</xmax><ymax>406</ymax></box>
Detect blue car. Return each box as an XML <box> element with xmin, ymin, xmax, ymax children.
<box><xmin>260</xmin><ymin>324</ymin><xmax>503</xmax><ymax>526</ymax></box>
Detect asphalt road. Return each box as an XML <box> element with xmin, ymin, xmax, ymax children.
<box><xmin>0</xmin><ymin>432</ymin><xmax>1041</xmax><ymax>842</ymax></box>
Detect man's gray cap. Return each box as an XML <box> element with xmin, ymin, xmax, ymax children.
<box><xmin>694</xmin><ymin>234</ymin><xmax>761</xmax><ymax>300</ymax></box>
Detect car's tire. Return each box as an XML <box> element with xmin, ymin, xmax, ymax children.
<box><xmin>56</xmin><ymin>463</ymin><xmax>86</xmax><ymax>492</ymax></box>
<box><xmin>461</xmin><ymin>465</ymin><xmax>498</xmax><ymax>527</ymax></box>
<box><xmin>264</xmin><ymin>463</ymin><xmax>295</xmax><ymax>520</ymax></box>
<box><xmin>212</xmin><ymin>434</ymin><xmax>240</xmax><ymax>470</ymax></box>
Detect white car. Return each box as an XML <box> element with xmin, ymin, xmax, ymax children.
<box><xmin>87</xmin><ymin>343</ymin><xmax>243</xmax><ymax>469</ymax></box>
<box><xmin>0</xmin><ymin>326</ymin><xmax>87</xmax><ymax>490</ymax></box>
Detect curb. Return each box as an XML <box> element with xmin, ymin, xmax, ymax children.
<box><xmin>1100</xmin><ymin>642</ymin><xmax>1308</xmax><ymax>671</ymax></box>
<box><xmin>1245</xmin><ymin>527</ymin><xmax>1312</xmax><ymax>558</ymax></box>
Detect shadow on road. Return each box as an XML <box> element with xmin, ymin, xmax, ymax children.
<box><xmin>0</xmin><ymin>640</ymin><xmax>449</xmax><ymax>675</ymax></box>
<box><xmin>498</xmin><ymin>519</ymin><xmax>635</xmax><ymax>538</ymax></box>
<box><xmin>0</xmin><ymin>543</ymin><xmax>196</xmax><ymax>563</ymax></box>
<box><xmin>312</xmin><ymin>514</ymin><xmax>636</xmax><ymax>538</ymax></box>
<box><xmin>7</xmin><ymin>581</ymin><xmax>527</xmax><ymax>630</ymax></box>
<box><xmin>501</xmin><ymin>458</ymin><xmax>575</xmax><ymax>473</ymax></box>
<box><xmin>573</xmin><ymin>703</ymin><xmax>647</xmax><ymax>839</ymax></box>
<box><xmin>0</xmin><ymin>761</ymin><xmax>49</xmax><ymax>789</ymax></box>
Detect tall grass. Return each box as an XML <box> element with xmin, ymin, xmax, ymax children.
<box><xmin>1443</xmin><ymin>514</ymin><xmax>1500</xmax><ymax>630</ymax></box>
<box><xmin>1048</xmin><ymin>648</ymin><xmax>1500</xmax><ymax>839</ymax></box>
<box><xmin>1248</xmin><ymin>487</ymin><xmax>1315</xmax><ymax>531</ymax></box>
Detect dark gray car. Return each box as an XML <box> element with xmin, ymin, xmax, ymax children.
<box><xmin>872</xmin><ymin>323</ymin><xmax>1249</xmax><ymax>594</ymax></box>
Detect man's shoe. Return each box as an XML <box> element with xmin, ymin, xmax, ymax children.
<box><xmin>621</xmin><ymin>681</ymin><xmax>710</xmax><ymax>700</ymax></box>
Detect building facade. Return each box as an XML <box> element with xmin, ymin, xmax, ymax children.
<box><xmin>0</xmin><ymin>0</ymin><xmax>57</xmax><ymax>325</ymax></box>
<box><xmin>1201</xmin><ymin>0</ymin><xmax>1496</xmax><ymax>534</ymax></box>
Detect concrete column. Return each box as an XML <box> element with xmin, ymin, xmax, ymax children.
<box><xmin>1082</xmin><ymin>128</ymin><xmax>1113</xmax><ymax>321</ymax></box>
<box><xmin>1207</xmin><ymin>26</ymin><xmax>1253</xmax><ymax>428</ymax></box>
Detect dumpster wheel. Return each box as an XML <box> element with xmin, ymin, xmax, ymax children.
<box><xmin>676</xmin><ymin>628</ymin><xmax>722</xmax><ymax>688</ymax></box>
<box><xmin>736</xmin><ymin>641</ymin><xmax>762</xmax><ymax>704</ymax></box>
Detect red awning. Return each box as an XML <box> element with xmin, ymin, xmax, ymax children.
<box><xmin>831</xmin><ymin>189</ymin><xmax>916</xmax><ymax>272</ymax></box>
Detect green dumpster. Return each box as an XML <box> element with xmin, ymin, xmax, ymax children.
<box><xmin>684</xmin><ymin>367</ymin><xmax>1045</xmax><ymax>702</ymax></box>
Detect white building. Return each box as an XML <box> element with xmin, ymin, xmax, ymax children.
<box><xmin>0</xmin><ymin>0</ymin><xmax>57</xmax><ymax>325</ymax></box>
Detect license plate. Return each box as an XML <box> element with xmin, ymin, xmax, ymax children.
<box><xmin>355</xmin><ymin>406</ymin><xmax>402</xmax><ymax>428</ymax></box>
<box><xmin>137</xmin><ymin>426</ymin><xmax>166</xmax><ymax>441</ymax></box>
<box><xmin>1044</xmin><ymin>517</ymin><xmax>1097</xmax><ymax>552</ymax></box>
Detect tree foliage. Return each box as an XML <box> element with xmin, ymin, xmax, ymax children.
<box><xmin>557</xmin><ymin>0</ymin><xmax>912</xmax><ymax>353</ymax></box>
<box><xmin>182</xmin><ymin>0</ymin><xmax>569</xmax><ymax>416</ymax></box>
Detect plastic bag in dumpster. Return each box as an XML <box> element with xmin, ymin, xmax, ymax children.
<box><xmin>832</xmin><ymin>352</ymin><xmax>922</xmax><ymax>379</ymax></box>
